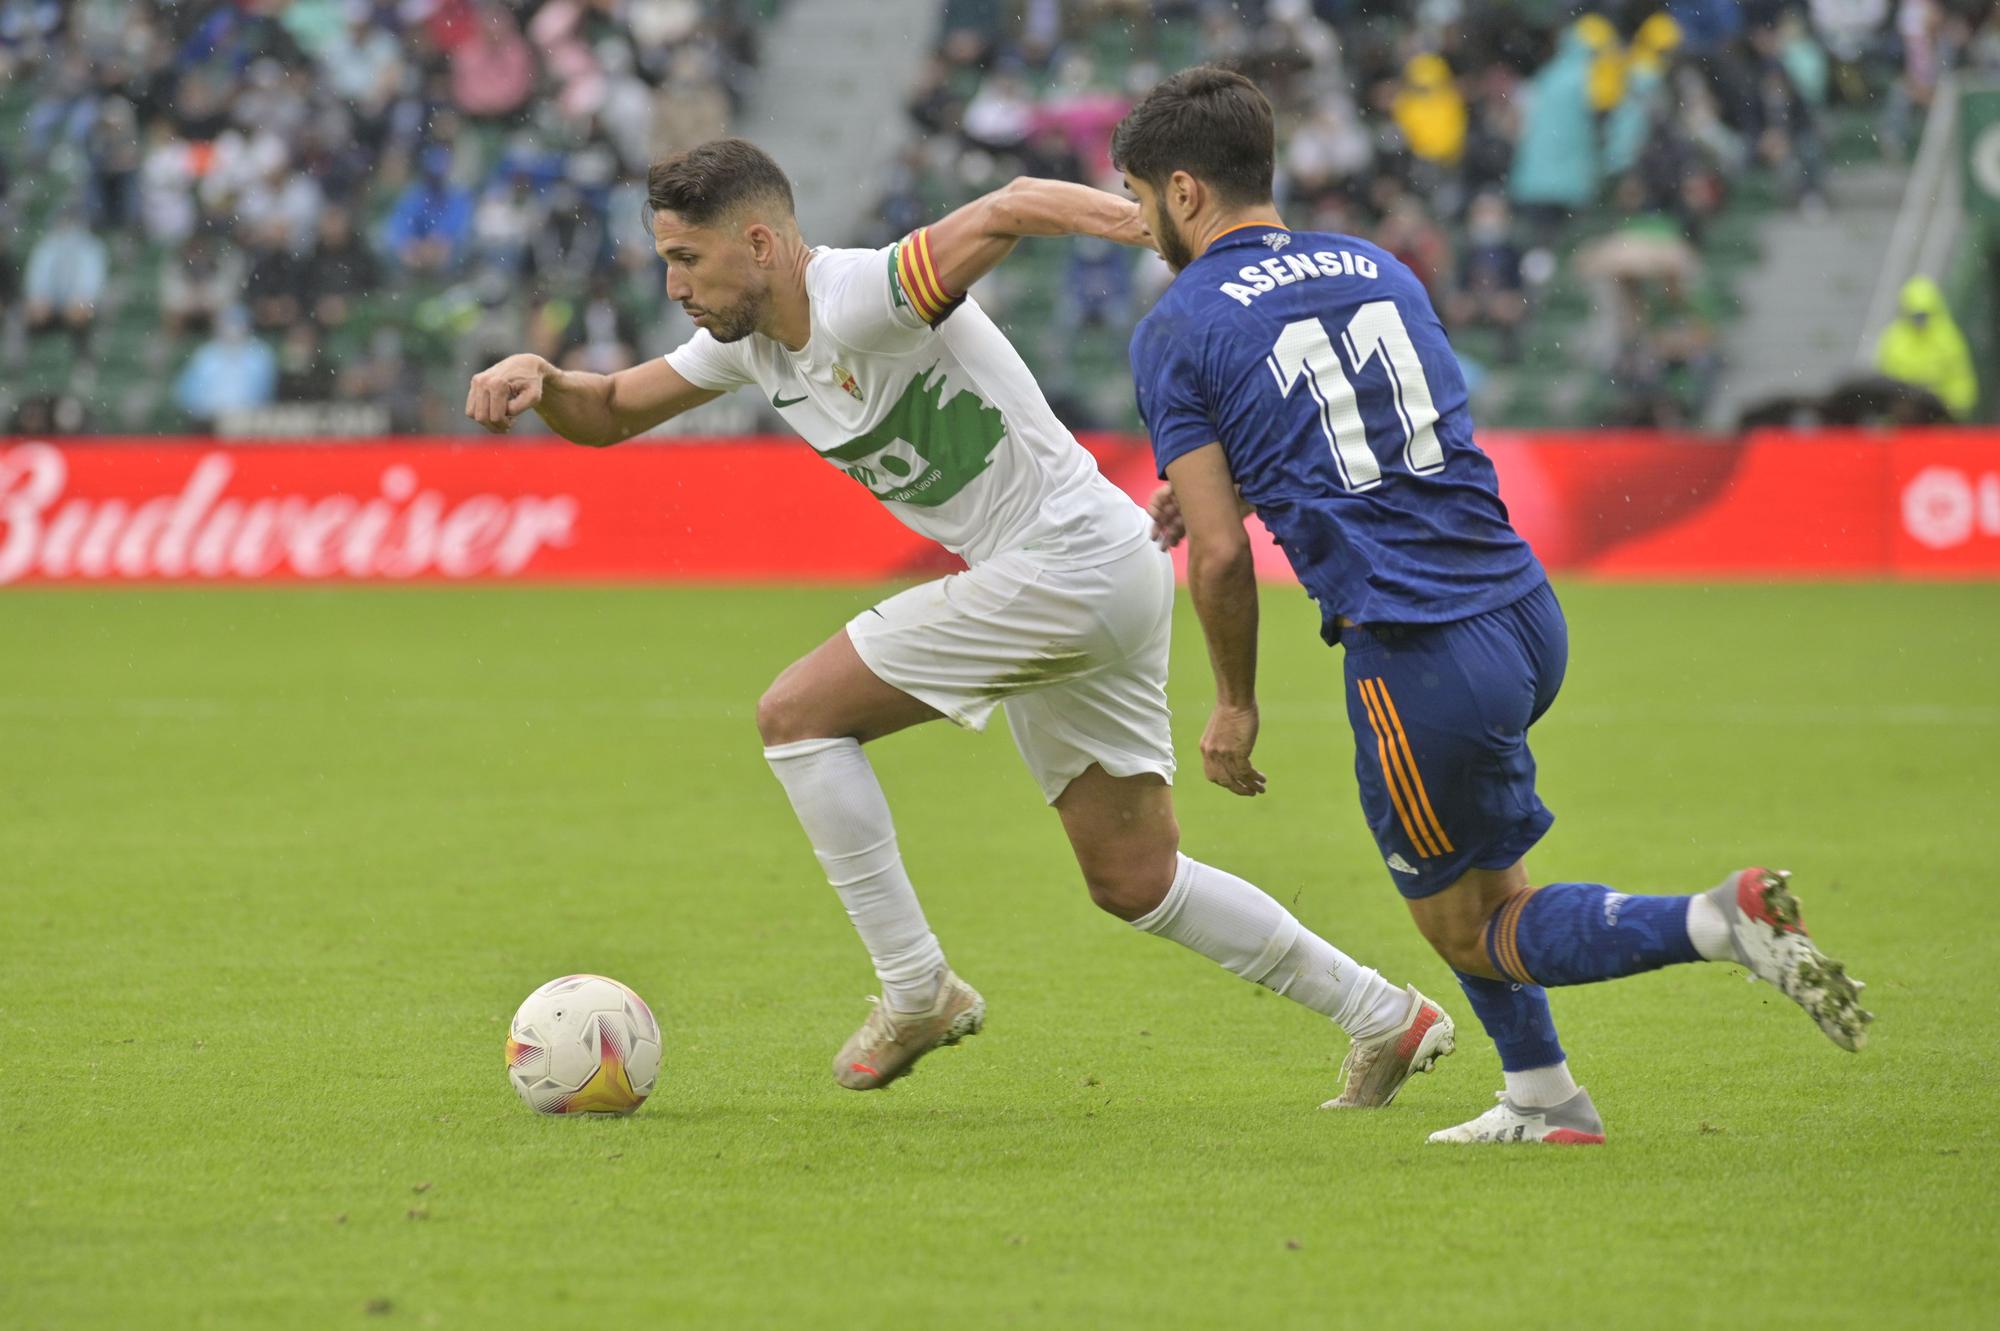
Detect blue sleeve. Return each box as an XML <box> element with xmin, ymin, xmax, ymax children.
<box><xmin>1130</xmin><ymin>316</ymin><xmax>1218</xmax><ymax>479</ymax></box>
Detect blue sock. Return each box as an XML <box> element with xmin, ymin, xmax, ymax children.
<box><xmin>1490</xmin><ymin>882</ymin><xmax>1700</xmax><ymax>986</ymax></box>
<box><xmin>1452</xmin><ymin>970</ymin><xmax>1566</xmax><ymax>1072</ymax></box>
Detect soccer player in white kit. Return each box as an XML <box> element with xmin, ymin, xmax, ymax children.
<box><xmin>467</xmin><ymin>138</ymin><xmax>1455</xmax><ymax>1105</ymax></box>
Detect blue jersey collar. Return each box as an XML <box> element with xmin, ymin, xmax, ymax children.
<box><xmin>1196</xmin><ymin>221</ymin><xmax>1294</xmax><ymax>262</ymax></box>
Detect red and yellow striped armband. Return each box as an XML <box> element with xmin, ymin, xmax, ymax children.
<box><xmin>889</xmin><ymin>227</ymin><xmax>962</xmax><ymax>327</ymax></box>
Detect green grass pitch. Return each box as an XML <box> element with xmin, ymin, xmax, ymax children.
<box><xmin>3</xmin><ymin>581</ymin><xmax>1997</xmax><ymax>1329</ymax></box>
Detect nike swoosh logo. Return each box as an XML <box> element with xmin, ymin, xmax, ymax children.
<box><xmin>772</xmin><ymin>393</ymin><xmax>807</xmax><ymax>408</ymax></box>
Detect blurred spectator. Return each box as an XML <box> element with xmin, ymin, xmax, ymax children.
<box><xmin>239</xmin><ymin>156</ymin><xmax>326</xmax><ymax>256</ymax></box>
<box><xmin>174</xmin><ymin>307</ymin><xmax>277</xmax><ymax>426</ymax></box>
<box><xmin>652</xmin><ymin>46</ymin><xmax>732</xmax><ymax>159</ymax></box>
<box><xmin>1058</xmin><ymin>236</ymin><xmax>1134</xmax><ymax>334</ymax></box>
<box><xmin>1745</xmin><ymin>21</ymin><xmax>1826</xmax><ymax>208</ymax></box>
<box><xmin>963</xmin><ymin>71</ymin><xmax>1038</xmax><ymax>154</ymax></box>
<box><xmin>1509</xmin><ymin>24</ymin><xmax>1601</xmax><ymax>238</ymax></box>
<box><xmin>1874</xmin><ymin>276</ymin><xmax>1977</xmax><ymax>419</ymax></box>
<box><xmin>25</xmin><ymin>50</ymin><xmax>94</xmax><ymax>161</ymax></box>
<box><xmin>24</xmin><ymin>206</ymin><xmax>108</xmax><ymax>343</ymax></box>
<box><xmin>1576</xmin><ymin>212</ymin><xmax>1716</xmax><ymax>426</ymax></box>
<box><xmin>161</xmin><ymin>228</ymin><xmax>247</xmax><ymax>340</ymax></box>
<box><xmin>1377</xmin><ymin>200</ymin><xmax>1454</xmax><ymax>302</ymax></box>
<box><xmin>1033</xmin><ymin>56</ymin><xmax>1131</xmax><ymax>178</ymax></box>
<box><xmin>1019</xmin><ymin>126</ymin><xmax>1089</xmax><ymax>183</ymax></box>
<box><xmin>318</xmin><ymin>5</ymin><xmax>403</xmax><ymax>118</ymax></box>
<box><xmin>529</xmin><ymin>181</ymin><xmax>606</xmax><ymax>290</ymax></box>
<box><xmin>1604</xmin><ymin>15</ymin><xmax>1685</xmax><ymax>178</ymax></box>
<box><xmin>1284</xmin><ymin>96</ymin><xmax>1374</xmax><ymax>200</ymax></box>
<box><xmin>1392</xmin><ymin>55</ymin><xmax>1467</xmax><ymax>167</ymax></box>
<box><xmin>138</xmin><ymin>121</ymin><xmax>201</xmax><ymax>247</ymax></box>
<box><xmin>245</xmin><ymin>219</ymin><xmax>310</xmax><ymax>336</ymax></box>
<box><xmin>338</xmin><ymin>327</ymin><xmax>430</xmax><ymax>432</ymax></box>
<box><xmin>472</xmin><ymin>175</ymin><xmax>540</xmax><ymax>279</ymax></box>
<box><xmin>275</xmin><ymin>324</ymin><xmax>337</xmax><ymax>402</ymax></box>
<box><xmin>384</xmin><ymin>147</ymin><xmax>475</xmax><ymax>274</ymax></box>
<box><xmin>303</xmin><ymin>206</ymin><xmax>379</xmax><ymax>332</ymax></box>
<box><xmin>558</xmin><ymin>278</ymin><xmax>640</xmax><ymax>374</ymax></box>
<box><xmin>451</xmin><ymin>1</ymin><xmax>535</xmax><ymax>121</ymax></box>
<box><xmin>1811</xmin><ymin>0</ymin><xmax>1892</xmax><ymax>86</ymax></box>
<box><xmin>84</xmin><ymin>96</ymin><xmax>144</xmax><ymax>235</ymax></box>
<box><xmin>1447</xmin><ymin>193</ymin><xmax>1528</xmax><ymax>360</ymax></box>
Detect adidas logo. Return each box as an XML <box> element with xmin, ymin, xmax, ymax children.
<box><xmin>1386</xmin><ymin>853</ymin><xmax>1418</xmax><ymax>876</ymax></box>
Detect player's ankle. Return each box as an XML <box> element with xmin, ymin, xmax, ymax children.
<box><xmin>1503</xmin><ymin>1060</ymin><xmax>1580</xmax><ymax>1109</ymax></box>
<box><xmin>883</xmin><ymin>964</ymin><xmax>946</xmax><ymax>1014</ymax></box>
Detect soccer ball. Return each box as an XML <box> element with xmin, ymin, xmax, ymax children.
<box><xmin>505</xmin><ymin>974</ymin><xmax>662</xmax><ymax>1116</ymax></box>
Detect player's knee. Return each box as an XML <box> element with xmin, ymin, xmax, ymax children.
<box><xmin>1079</xmin><ymin>843</ymin><xmax>1179</xmax><ymax>922</ymax></box>
<box><xmin>755</xmin><ymin>681</ymin><xmax>813</xmax><ymax>746</ymax></box>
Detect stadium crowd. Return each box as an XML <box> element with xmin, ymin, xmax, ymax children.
<box><xmin>877</xmin><ymin>0</ymin><xmax>2000</xmax><ymax>426</ymax></box>
<box><xmin>2</xmin><ymin>0</ymin><xmax>1995</xmax><ymax>434</ymax></box>
<box><xmin>1</xmin><ymin>0</ymin><xmax>769</xmax><ymax>433</ymax></box>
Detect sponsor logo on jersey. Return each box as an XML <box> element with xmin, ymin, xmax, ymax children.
<box><xmin>1262</xmin><ymin>231</ymin><xmax>1292</xmax><ymax>251</ymax></box>
<box><xmin>832</xmin><ymin>364</ymin><xmax>864</xmax><ymax>402</ymax></box>
<box><xmin>819</xmin><ymin>363</ymin><xmax>1004</xmax><ymax>508</ymax></box>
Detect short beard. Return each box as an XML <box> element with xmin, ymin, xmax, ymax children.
<box><xmin>1150</xmin><ymin>202</ymin><xmax>1195</xmax><ymax>273</ymax></box>
<box><xmin>701</xmin><ymin>285</ymin><xmax>769</xmax><ymax>343</ymax></box>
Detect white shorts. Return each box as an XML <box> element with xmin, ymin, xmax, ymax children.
<box><xmin>846</xmin><ymin>542</ymin><xmax>1177</xmax><ymax>803</ymax></box>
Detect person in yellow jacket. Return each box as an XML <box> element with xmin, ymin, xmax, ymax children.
<box><xmin>1392</xmin><ymin>53</ymin><xmax>1467</xmax><ymax>165</ymax></box>
<box><xmin>1875</xmin><ymin>277</ymin><xmax>1979</xmax><ymax>419</ymax></box>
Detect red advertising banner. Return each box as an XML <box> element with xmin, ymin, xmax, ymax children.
<box><xmin>0</xmin><ymin>438</ymin><xmax>934</xmax><ymax>585</ymax></box>
<box><xmin>2</xmin><ymin>430</ymin><xmax>1997</xmax><ymax>585</ymax></box>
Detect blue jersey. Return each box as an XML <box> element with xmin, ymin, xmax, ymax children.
<box><xmin>1131</xmin><ymin>226</ymin><xmax>1543</xmax><ymax>637</ymax></box>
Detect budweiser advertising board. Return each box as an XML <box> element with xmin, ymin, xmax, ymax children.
<box><xmin>2</xmin><ymin>431</ymin><xmax>1996</xmax><ymax>586</ymax></box>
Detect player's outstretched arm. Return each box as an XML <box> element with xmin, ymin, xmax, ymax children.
<box><xmin>918</xmin><ymin>178</ymin><xmax>1154</xmax><ymax>300</ymax></box>
<box><xmin>1166</xmin><ymin>443</ymin><xmax>1266</xmax><ymax>798</ymax></box>
<box><xmin>465</xmin><ymin>353</ymin><xmax>720</xmax><ymax>447</ymax></box>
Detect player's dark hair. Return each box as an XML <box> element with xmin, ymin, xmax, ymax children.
<box><xmin>1110</xmin><ymin>66</ymin><xmax>1275</xmax><ymax>206</ymax></box>
<box><xmin>646</xmin><ymin>138</ymin><xmax>796</xmax><ymax>227</ymax></box>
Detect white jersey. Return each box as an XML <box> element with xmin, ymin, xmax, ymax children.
<box><xmin>664</xmin><ymin>243</ymin><xmax>1149</xmax><ymax>569</ymax></box>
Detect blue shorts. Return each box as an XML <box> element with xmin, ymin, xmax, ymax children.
<box><xmin>1338</xmin><ymin>582</ymin><xmax>1568</xmax><ymax>899</ymax></box>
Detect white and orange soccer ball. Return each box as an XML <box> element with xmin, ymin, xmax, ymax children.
<box><xmin>505</xmin><ymin>975</ymin><xmax>662</xmax><ymax>1116</ymax></box>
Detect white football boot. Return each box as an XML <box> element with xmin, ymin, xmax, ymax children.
<box><xmin>833</xmin><ymin>968</ymin><xmax>985</xmax><ymax>1090</ymax></box>
<box><xmin>1428</xmin><ymin>1086</ymin><xmax>1607</xmax><ymax>1145</ymax></box>
<box><xmin>1707</xmin><ymin>867</ymin><xmax>1872</xmax><ymax>1051</ymax></box>
<box><xmin>1321</xmin><ymin>986</ymin><xmax>1456</xmax><ymax>1108</ymax></box>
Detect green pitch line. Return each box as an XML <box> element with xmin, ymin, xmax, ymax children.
<box><xmin>2</xmin><ymin>582</ymin><xmax>1996</xmax><ymax>1329</ymax></box>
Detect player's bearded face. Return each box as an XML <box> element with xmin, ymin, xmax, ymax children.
<box><xmin>655</xmin><ymin>213</ymin><xmax>771</xmax><ymax>343</ymax></box>
<box><xmin>688</xmin><ymin>272</ymin><xmax>769</xmax><ymax>344</ymax></box>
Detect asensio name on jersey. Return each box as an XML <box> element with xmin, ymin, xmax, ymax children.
<box><xmin>1130</xmin><ymin>226</ymin><xmax>1544</xmax><ymax>635</ymax></box>
<box><xmin>666</xmin><ymin>235</ymin><xmax>1148</xmax><ymax>570</ymax></box>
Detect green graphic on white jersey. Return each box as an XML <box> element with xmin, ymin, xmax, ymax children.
<box><xmin>821</xmin><ymin>364</ymin><xmax>1005</xmax><ymax>507</ymax></box>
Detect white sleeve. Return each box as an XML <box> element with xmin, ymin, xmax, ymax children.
<box><xmin>663</xmin><ymin>328</ymin><xmax>755</xmax><ymax>392</ymax></box>
<box><xmin>814</xmin><ymin>245</ymin><xmax>937</xmax><ymax>353</ymax></box>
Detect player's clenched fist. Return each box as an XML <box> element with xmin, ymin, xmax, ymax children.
<box><xmin>1201</xmin><ymin>702</ymin><xmax>1266</xmax><ymax>797</ymax></box>
<box><xmin>465</xmin><ymin>354</ymin><xmax>553</xmax><ymax>433</ymax></box>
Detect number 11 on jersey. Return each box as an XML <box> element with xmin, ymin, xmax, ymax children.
<box><xmin>1266</xmin><ymin>300</ymin><xmax>1446</xmax><ymax>492</ymax></box>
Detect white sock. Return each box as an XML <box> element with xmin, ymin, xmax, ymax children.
<box><xmin>1504</xmin><ymin>1060</ymin><xmax>1580</xmax><ymax>1109</ymax></box>
<box><xmin>1686</xmin><ymin>891</ymin><xmax>1735</xmax><ymax>961</ymax></box>
<box><xmin>1132</xmin><ymin>854</ymin><xmax>1413</xmax><ymax>1040</ymax></box>
<box><xmin>763</xmin><ymin>737</ymin><xmax>945</xmax><ymax>1013</ymax></box>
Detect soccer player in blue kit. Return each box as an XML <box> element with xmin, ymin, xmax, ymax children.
<box><xmin>1108</xmin><ymin>68</ymin><xmax>1871</xmax><ymax>1144</ymax></box>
